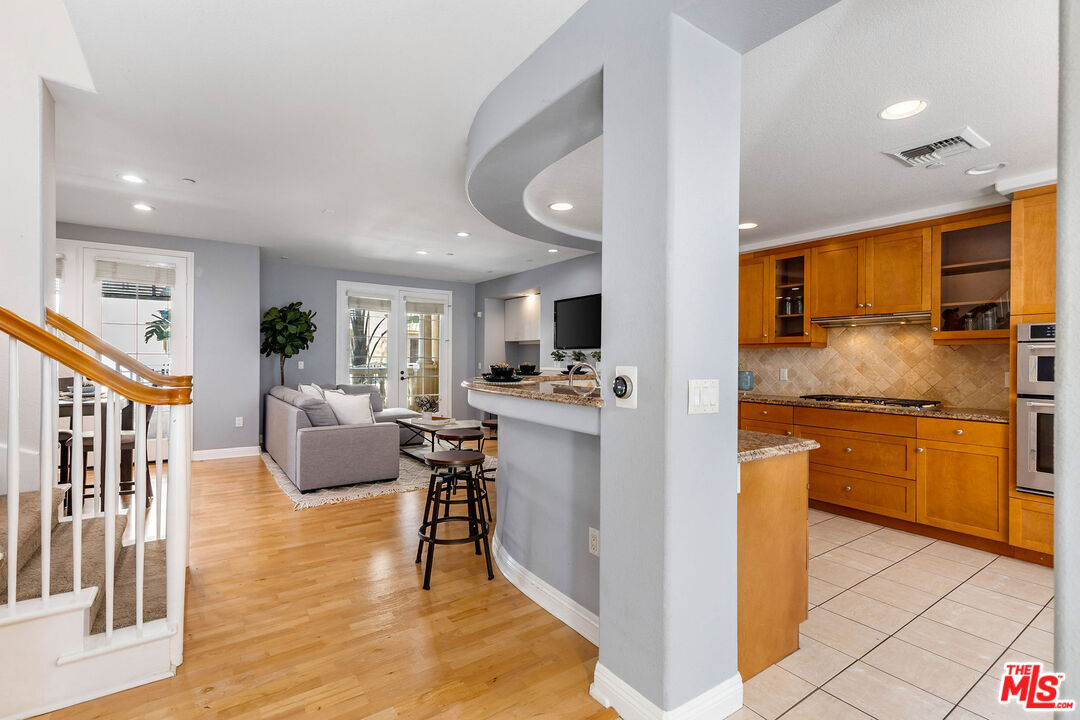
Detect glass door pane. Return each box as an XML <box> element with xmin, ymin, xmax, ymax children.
<box><xmin>774</xmin><ymin>254</ymin><xmax>806</xmax><ymax>339</ymax></box>
<box><xmin>938</xmin><ymin>221</ymin><xmax>1011</xmax><ymax>332</ymax></box>
<box><xmin>404</xmin><ymin>300</ymin><xmax>444</xmax><ymax>413</ymax></box>
<box><xmin>346</xmin><ymin>296</ymin><xmax>392</xmax><ymax>402</ymax></box>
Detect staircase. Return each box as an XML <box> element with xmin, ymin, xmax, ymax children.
<box><xmin>0</xmin><ymin>307</ymin><xmax>192</xmax><ymax>720</ymax></box>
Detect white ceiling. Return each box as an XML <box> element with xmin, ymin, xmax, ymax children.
<box><xmin>525</xmin><ymin>0</ymin><xmax>1059</xmax><ymax>249</ymax></box>
<box><xmin>53</xmin><ymin>0</ymin><xmax>591</xmax><ymax>283</ymax></box>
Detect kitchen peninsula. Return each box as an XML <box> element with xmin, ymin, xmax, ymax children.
<box><xmin>464</xmin><ymin>376</ymin><xmax>819</xmax><ymax>678</ymax></box>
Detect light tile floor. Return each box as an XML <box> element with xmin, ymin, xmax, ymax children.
<box><xmin>739</xmin><ymin>509</ymin><xmax>1055</xmax><ymax>720</ymax></box>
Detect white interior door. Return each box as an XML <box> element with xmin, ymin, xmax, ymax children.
<box><xmin>341</xmin><ymin>287</ymin><xmax>401</xmax><ymax>407</ymax></box>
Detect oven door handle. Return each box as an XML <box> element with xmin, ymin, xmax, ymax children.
<box><xmin>1024</xmin><ymin>401</ymin><xmax>1056</xmax><ymax>408</ymax></box>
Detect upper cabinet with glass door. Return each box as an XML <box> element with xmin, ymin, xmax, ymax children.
<box><xmin>931</xmin><ymin>213</ymin><xmax>1012</xmax><ymax>344</ymax></box>
<box><xmin>771</xmin><ymin>249</ymin><xmax>824</xmax><ymax>345</ymax></box>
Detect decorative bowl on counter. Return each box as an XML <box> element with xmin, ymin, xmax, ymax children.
<box><xmin>518</xmin><ymin>362</ymin><xmax>537</xmax><ymax>374</ymax></box>
<box><xmin>489</xmin><ymin>363</ymin><xmax>515</xmax><ymax>379</ymax></box>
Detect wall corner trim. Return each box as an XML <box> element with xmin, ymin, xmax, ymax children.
<box><xmin>589</xmin><ymin>663</ymin><xmax>743</xmax><ymax>720</ymax></box>
<box><xmin>490</xmin><ymin>530</ymin><xmax>599</xmax><ymax>646</ymax></box>
<box><xmin>192</xmin><ymin>446</ymin><xmax>261</xmax><ymax>461</ymax></box>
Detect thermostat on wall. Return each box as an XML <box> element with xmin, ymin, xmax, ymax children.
<box><xmin>613</xmin><ymin>366</ymin><xmax>637</xmax><ymax>409</ymax></box>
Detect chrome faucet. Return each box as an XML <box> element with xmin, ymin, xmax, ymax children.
<box><xmin>568</xmin><ymin>362</ymin><xmax>599</xmax><ymax>395</ymax></box>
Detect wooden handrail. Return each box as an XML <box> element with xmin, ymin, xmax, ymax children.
<box><xmin>0</xmin><ymin>306</ymin><xmax>192</xmax><ymax>406</ymax></box>
<box><xmin>46</xmin><ymin>309</ymin><xmax>192</xmax><ymax>389</ymax></box>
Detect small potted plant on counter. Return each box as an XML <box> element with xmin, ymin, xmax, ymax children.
<box><xmin>550</xmin><ymin>349</ymin><xmax>567</xmax><ymax>366</ymax></box>
<box><xmin>590</xmin><ymin>349</ymin><xmax>601</xmax><ymax>363</ymax></box>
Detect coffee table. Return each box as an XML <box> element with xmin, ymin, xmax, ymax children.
<box><xmin>396</xmin><ymin>417</ymin><xmax>483</xmax><ymax>462</ymax></box>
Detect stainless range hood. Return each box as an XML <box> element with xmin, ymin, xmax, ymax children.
<box><xmin>811</xmin><ymin>311</ymin><xmax>931</xmax><ymax>328</ymax></box>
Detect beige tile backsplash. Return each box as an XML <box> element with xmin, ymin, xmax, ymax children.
<box><xmin>739</xmin><ymin>325</ymin><xmax>1009</xmax><ymax>410</ymax></box>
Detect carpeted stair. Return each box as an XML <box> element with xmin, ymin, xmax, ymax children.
<box><xmin>1</xmin><ymin>490</ymin><xmax>167</xmax><ymax>635</ymax></box>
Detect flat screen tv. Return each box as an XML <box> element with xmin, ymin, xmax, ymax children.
<box><xmin>554</xmin><ymin>293</ymin><xmax>601</xmax><ymax>349</ymax></box>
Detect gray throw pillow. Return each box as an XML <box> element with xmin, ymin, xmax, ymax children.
<box><xmin>335</xmin><ymin>383</ymin><xmax>384</xmax><ymax>413</ymax></box>
<box><xmin>269</xmin><ymin>386</ymin><xmax>338</xmax><ymax>427</ymax></box>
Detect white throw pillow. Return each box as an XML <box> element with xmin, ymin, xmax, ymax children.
<box><xmin>323</xmin><ymin>389</ymin><xmax>375</xmax><ymax>425</ymax></box>
<box><xmin>298</xmin><ymin>383</ymin><xmax>325</xmax><ymax>398</ymax></box>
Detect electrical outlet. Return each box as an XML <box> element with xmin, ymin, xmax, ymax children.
<box><xmin>235</xmin><ymin>416</ymin><xmax>244</xmax><ymax>428</ymax></box>
<box><xmin>297</xmin><ymin>360</ymin><xmax>305</xmax><ymax>370</ymax></box>
<box><xmin>476</xmin><ymin>311</ymin><xmax>483</xmax><ymax>318</ymax></box>
<box><xmin>779</xmin><ymin>368</ymin><xmax>789</xmax><ymax>381</ymax></box>
<box><xmin>588</xmin><ymin>527</ymin><xmax>600</xmax><ymax>557</ymax></box>
<box><xmin>1004</xmin><ymin>370</ymin><xmax>1010</xmax><ymax>389</ymax></box>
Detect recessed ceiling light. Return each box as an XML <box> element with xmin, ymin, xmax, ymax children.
<box><xmin>416</xmin><ymin>250</ymin><xmax>428</xmax><ymax>255</ymax></box>
<box><xmin>549</xmin><ymin>202</ymin><xmax>574</xmax><ymax>212</ymax></box>
<box><xmin>966</xmin><ymin>162</ymin><xmax>1008</xmax><ymax>176</ymax></box>
<box><xmin>120</xmin><ymin>173</ymin><xmax>147</xmax><ymax>184</ymax></box>
<box><xmin>878</xmin><ymin>99</ymin><xmax>927</xmax><ymax>120</ymax></box>
<box><xmin>738</xmin><ymin>222</ymin><xmax>758</xmax><ymax>230</ymax></box>
<box><xmin>456</xmin><ymin>232</ymin><xmax>470</xmax><ymax>237</ymax></box>
<box><xmin>132</xmin><ymin>202</ymin><xmax>154</xmax><ymax>212</ymax></box>
<box><xmin>548</xmin><ymin>248</ymin><xmax>559</xmax><ymax>253</ymax></box>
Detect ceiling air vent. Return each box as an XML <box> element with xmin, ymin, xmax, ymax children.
<box><xmin>884</xmin><ymin>127</ymin><xmax>990</xmax><ymax>168</ymax></box>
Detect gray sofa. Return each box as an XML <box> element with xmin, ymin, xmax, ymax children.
<box><xmin>264</xmin><ymin>384</ymin><xmax>420</xmax><ymax>491</ymax></box>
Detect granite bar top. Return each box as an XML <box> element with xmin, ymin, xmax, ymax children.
<box><xmin>463</xmin><ymin>377</ymin><xmax>605</xmax><ymax>408</ymax></box>
<box><xmin>738</xmin><ymin>430</ymin><xmax>819</xmax><ymax>463</ymax></box>
<box><xmin>739</xmin><ymin>393</ymin><xmax>1009</xmax><ymax>424</ymax></box>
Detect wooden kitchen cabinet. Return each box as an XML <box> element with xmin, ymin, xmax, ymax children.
<box><xmin>739</xmin><ymin>255</ymin><xmax>771</xmax><ymax>345</ymax></box>
<box><xmin>740</xmin><ymin>418</ymin><xmax>794</xmax><ymax>436</ymax></box>
<box><xmin>809</xmin><ymin>464</ymin><xmax>916</xmax><ymax>521</ymax></box>
<box><xmin>810</xmin><ymin>239</ymin><xmax>864</xmax><ymax>318</ymax></box>
<box><xmin>1009</xmin><ymin>497</ymin><xmax>1054</xmax><ymax>555</ymax></box>
<box><xmin>916</xmin><ymin>440</ymin><xmax>1009</xmax><ymax>542</ymax></box>
<box><xmin>931</xmin><ymin>213</ymin><xmax>1012</xmax><ymax>345</ymax></box>
<box><xmin>865</xmin><ymin>228</ymin><xmax>931</xmax><ymax>314</ymax></box>
<box><xmin>796</xmin><ymin>425</ymin><xmax>917</xmax><ymax>479</ymax></box>
<box><xmin>1011</xmin><ymin>186</ymin><xmax>1057</xmax><ymax>317</ymax></box>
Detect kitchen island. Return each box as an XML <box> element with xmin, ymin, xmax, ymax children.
<box><xmin>465</xmin><ymin>378</ymin><xmax>818</xmax><ymax>678</ymax></box>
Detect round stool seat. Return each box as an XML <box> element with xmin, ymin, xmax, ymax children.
<box><xmin>435</xmin><ymin>427</ymin><xmax>484</xmax><ymax>443</ymax></box>
<box><xmin>424</xmin><ymin>449</ymin><xmax>485</xmax><ymax>469</ymax></box>
<box><xmin>481</xmin><ymin>419</ymin><xmax>498</xmax><ymax>429</ymax></box>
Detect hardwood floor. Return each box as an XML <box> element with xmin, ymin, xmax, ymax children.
<box><xmin>41</xmin><ymin>446</ymin><xmax>616</xmax><ymax>720</ymax></box>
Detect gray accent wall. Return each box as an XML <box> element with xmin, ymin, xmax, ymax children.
<box><xmin>475</xmin><ymin>253</ymin><xmax>601</xmax><ymax>371</ymax></box>
<box><xmin>57</xmin><ymin>223</ymin><xmax>262</xmax><ymax>453</ymax></box>
<box><xmin>259</xmin><ymin>255</ymin><xmax>476</xmax><ymax>420</ymax></box>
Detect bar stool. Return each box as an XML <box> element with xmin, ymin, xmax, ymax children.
<box><xmin>416</xmin><ymin>450</ymin><xmax>493</xmax><ymax>590</ymax></box>
<box><xmin>482</xmin><ymin>418</ymin><xmax>498</xmax><ymax>441</ymax></box>
<box><xmin>435</xmin><ymin>428</ymin><xmax>493</xmax><ymax>521</ymax></box>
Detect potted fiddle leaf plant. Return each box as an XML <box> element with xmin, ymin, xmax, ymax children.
<box><xmin>261</xmin><ymin>301</ymin><xmax>318</xmax><ymax>386</ymax></box>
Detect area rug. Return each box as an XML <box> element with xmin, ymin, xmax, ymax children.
<box><xmin>262</xmin><ymin>451</ymin><xmax>497</xmax><ymax>510</ymax></box>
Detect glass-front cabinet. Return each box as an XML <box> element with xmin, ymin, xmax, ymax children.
<box><xmin>931</xmin><ymin>213</ymin><xmax>1012</xmax><ymax>344</ymax></box>
<box><xmin>771</xmin><ymin>249</ymin><xmax>815</xmax><ymax>344</ymax></box>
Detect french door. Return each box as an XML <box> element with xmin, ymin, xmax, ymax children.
<box><xmin>336</xmin><ymin>282</ymin><xmax>452</xmax><ymax>415</ymax></box>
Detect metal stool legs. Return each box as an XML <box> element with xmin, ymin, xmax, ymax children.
<box><xmin>415</xmin><ymin>462</ymin><xmax>493</xmax><ymax>590</ymax></box>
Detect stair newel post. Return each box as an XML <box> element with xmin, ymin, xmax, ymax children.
<box><xmin>7</xmin><ymin>337</ymin><xmax>19</xmax><ymax>607</ymax></box>
<box><xmin>134</xmin><ymin>402</ymin><xmax>147</xmax><ymax>637</ymax></box>
<box><xmin>154</xmin><ymin>407</ymin><xmax>163</xmax><ymax>539</ymax></box>
<box><xmin>91</xmin><ymin>355</ymin><xmax>103</xmax><ymax>519</ymax></box>
<box><xmin>166</xmin><ymin>401</ymin><xmax>190</xmax><ymax>666</ymax></box>
<box><xmin>71</xmin><ymin>370</ymin><xmax>83</xmax><ymax>593</ymax></box>
<box><xmin>39</xmin><ymin>352</ymin><xmax>54</xmax><ymax>601</ymax></box>
<box><xmin>104</xmin><ymin>390</ymin><xmax>118</xmax><ymax>637</ymax></box>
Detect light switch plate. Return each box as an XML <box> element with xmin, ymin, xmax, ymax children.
<box><xmin>688</xmin><ymin>379</ymin><xmax>720</xmax><ymax>414</ymax></box>
<box><xmin>297</xmin><ymin>360</ymin><xmax>305</xmax><ymax>370</ymax></box>
<box><xmin>235</xmin><ymin>416</ymin><xmax>244</xmax><ymax>428</ymax></box>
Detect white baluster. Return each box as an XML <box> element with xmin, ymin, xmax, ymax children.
<box><xmin>7</xmin><ymin>338</ymin><xmax>19</xmax><ymax>608</ymax></box>
<box><xmin>134</xmin><ymin>402</ymin><xmax>146</xmax><ymax>636</ymax></box>
<box><xmin>71</xmin><ymin>371</ymin><xmax>84</xmax><ymax>593</ymax></box>
<box><xmin>104</xmin><ymin>391</ymin><xmax>118</xmax><ymax>637</ymax></box>
<box><xmin>39</xmin><ymin>354</ymin><xmax>54</xmax><ymax>600</ymax></box>
<box><xmin>166</xmin><ymin>403</ymin><xmax>190</xmax><ymax>666</ymax></box>
<box><xmin>92</xmin><ymin>365</ymin><xmax>103</xmax><ymax>519</ymax></box>
<box><xmin>154</xmin><ymin>407</ymin><xmax>163</xmax><ymax>539</ymax></box>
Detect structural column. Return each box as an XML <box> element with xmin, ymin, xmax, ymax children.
<box><xmin>596</xmin><ymin>8</ymin><xmax>742</xmax><ymax>715</ymax></box>
<box><xmin>1056</xmin><ymin>0</ymin><xmax>1079</xmax><ymax>694</ymax></box>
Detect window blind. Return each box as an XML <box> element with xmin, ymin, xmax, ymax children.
<box><xmin>347</xmin><ymin>293</ymin><xmax>392</xmax><ymax>313</ymax></box>
<box><xmin>55</xmin><ymin>253</ymin><xmax>65</xmax><ymax>281</ymax></box>
<box><xmin>94</xmin><ymin>259</ymin><xmax>176</xmax><ymax>287</ymax></box>
<box><xmin>404</xmin><ymin>297</ymin><xmax>446</xmax><ymax>316</ymax></box>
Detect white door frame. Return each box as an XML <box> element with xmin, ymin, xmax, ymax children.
<box><xmin>335</xmin><ymin>281</ymin><xmax>453</xmax><ymax>415</ymax></box>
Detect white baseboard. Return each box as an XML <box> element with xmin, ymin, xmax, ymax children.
<box><xmin>192</xmin><ymin>445</ymin><xmax>261</xmax><ymax>461</ymax></box>
<box><xmin>490</xmin><ymin>530</ymin><xmax>599</xmax><ymax>646</ymax></box>
<box><xmin>589</xmin><ymin>663</ymin><xmax>743</xmax><ymax>720</ymax></box>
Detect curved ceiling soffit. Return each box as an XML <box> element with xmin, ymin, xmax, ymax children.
<box><xmin>523</xmin><ymin>136</ymin><xmax>603</xmax><ymax>243</ymax></box>
<box><xmin>465</xmin><ymin>1</ymin><xmax>606</xmax><ymax>253</ymax></box>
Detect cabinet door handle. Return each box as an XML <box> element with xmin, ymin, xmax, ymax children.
<box><xmin>804</xmin><ymin>331</ymin><xmax>809</xmax><ymax>336</ymax></box>
<box><xmin>954</xmin><ymin>429</ymin><xmax>964</xmax><ymax>435</ymax></box>
<box><xmin>761</xmin><ymin>410</ymin><xmax>768</xmax><ymax>415</ymax></box>
<box><xmin>916</xmin><ymin>447</ymin><xmax>925</xmax><ymax>453</ymax></box>
<box><xmin>857</xmin><ymin>303</ymin><xmax>865</xmax><ymax>308</ymax></box>
<box><xmin>843</xmin><ymin>485</ymin><xmax>852</xmax><ymax>492</ymax></box>
<box><xmin>932</xmin><ymin>327</ymin><xmax>939</xmax><ymax>332</ymax></box>
<box><xmin>786</xmin><ymin>431</ymin><xmax>793</xmax><ymax>436</ymax></box>
<box><xmin>763</xmin><ymin>332</ymin><xmax>768</xmax><ymax>338</ymax></box>
<box><xmin>866</xmin><ymin>303</ymin><xmax>873</xmax><ymax>308</ymax></box>
<box><xmin>844</xmin><ymin>447</ymin><xmax>853</xmax><ymax>453</ymax></box>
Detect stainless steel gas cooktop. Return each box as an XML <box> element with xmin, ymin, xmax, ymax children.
<box><xmin>799</xmin><ymin>394</ymin><xmax>941</xmax><ymax>409</ymax></box>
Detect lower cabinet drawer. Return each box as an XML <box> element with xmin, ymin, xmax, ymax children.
<box><xmin>809</xmin><ymin>464</ymin><xmax>916</xmax><ymax>521</ymax></box>
<box><xmin>740</xmin><ymin>418</ymin><xmax>794</xmax><ymax>436</ymax></box>
<box><xmin>796</xmin><ymin>426</ymin><xmax>916</xmax><ymax>479</ymax></box>
<box><xmin>1009</xmin><ymin>497</ymin><xmax>1054</xmax><ymax>554</ymax></box>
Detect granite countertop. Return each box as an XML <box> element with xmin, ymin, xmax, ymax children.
<box><xmin>463</xmin><ymin>377</ymin><xmax>605</xmax><ymax>408</ymax></box>
<box><xmin>738</xmin><ymin>393</ymin><xmax>1009</xmax><ymax>424</ymax></box>
<box><xmin>738</xmin><ymin>430</ymin><xmax>819</xmax><ymax>463</ymax></box>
